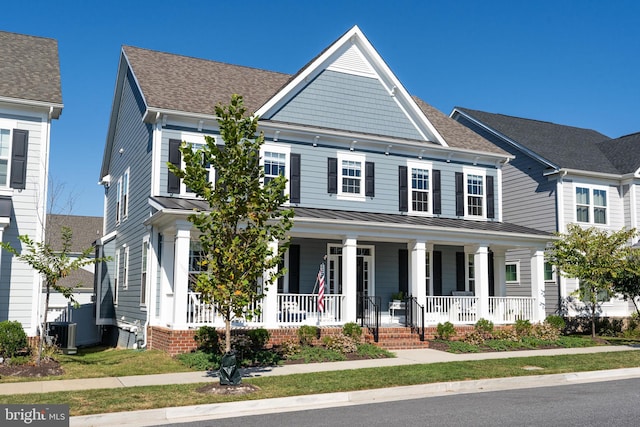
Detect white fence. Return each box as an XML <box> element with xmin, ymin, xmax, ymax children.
<box><xmin>424</xmin><ymin>296</ymin><xmax>535</xmax><ymax>325</ymax></box>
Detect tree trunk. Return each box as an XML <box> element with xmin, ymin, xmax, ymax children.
<box><xmin>38</xmin><ymin>282</ymin><xmax>51</xmax><ymax>366</ymax></box>
<box><xmin>590</xmin><ymin>301</ymin><xmax>597</xmax><ymax>338</ymax></box>
<box><xmin>225</xmin><ymin>317</ymin><xmax>231</xmax><ymax>353</ymax></box>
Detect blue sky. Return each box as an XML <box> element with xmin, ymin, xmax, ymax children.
<box><xmin>2</xmin><ymin>0</ymin><xmax>639</xmax><ymax>217</ymax></box>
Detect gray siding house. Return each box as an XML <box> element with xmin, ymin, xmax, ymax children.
<box><xmin>452</xmin><ymin>107</ymin><xmax>640</xmax><ymax>318</ymax></box>
<box><xmin>0</xmin><ymin>31</ymin><xmax>63</xmax><ymax>337</ymax></box>
<box><xmin>98</xmin><ymin>26</ymin><xmax>551</xmax><ymax>351</ymax></box>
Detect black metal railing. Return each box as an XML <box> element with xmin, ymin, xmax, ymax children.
<box><xmin>406</xmin><ymin>296</ymin><xmax>425</xmax><ymax>341</ymax></box>
<box><xmin>358</xmin><ymin>294</ymin><xmax>381</xmax><ymax>342</ymax></box>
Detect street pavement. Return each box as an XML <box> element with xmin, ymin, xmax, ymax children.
<box><xmin>2</xmin><ymin>345</ymin><xmax>639</xmax><ymax>426</ymax></box>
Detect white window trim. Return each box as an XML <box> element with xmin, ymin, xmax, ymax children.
<box><xmin>113</xmin><ymin>249</ymin><xmax>120</xmax><ymax>305</ymax></box>
<box><xmin>463</xmin><ymin>167</ymin><xmax>486</xmax><ymax>219</ymax></box>
<box><xmin>544</xmin><ymin>261</ymin><xmax>556</xmax><ymax>283</ymax></box>
<box><xmin>505</xmin><ymin>261</ymin><xmax>520</xmax><ymax>284</ymax></box>
<box><xmin>337</xmin><ymin>152</ymin><xmax>366</xmax><ymax>201</ymax></box>
<box><xmin>116</xmin><ymin>176</ymin><xmax>122</xmax><ymax>225</ymax></box>
<box><xmin>574</xmin><ymin>184</ymin><xmax>609</xmax><ymax>225</ymax></box>
<box><xmin>261</xmin><ymin>144</ymin><xmax>291</xmax><ymax>200</ymax></box>
<box><xmin>140</xmin><ymin>236</ymin><xmax>150</xmax><ymax>308</ymax></box>
<box><xmin>122</xmin><ymin>168</ymin><xmax>130</xmax><ymax>221</ymax></box>
<box><xmin>179</xmin><ymin>134</ymin><xmax>217</xmax><ymax>197</ymax></box>
<box><xmin>407</xmin><ymin>161</ymin><xmax>433</xmax><ymax>215</ymax></box>
<box><xmin>0</xmin><ymin>118</ymin><xmax>17</xmax><ymax>190</ymax></box>
<box><xmin>122</xmin><ymin>245</ymin><xmax>129</xmax><ymax>290</ymax></box>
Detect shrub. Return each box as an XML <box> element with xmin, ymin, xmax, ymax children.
<box><xmin>493</xmin><ymin>327</ymin><xmax>520</xmax><ymax>342</ymax></box>
<box><xmin>475</xmin><ymin>318</ymin><xmax>494</xmax><ymax>337</ymax></box>
<box><xmin>448</xmin><ymin>340</ymin><xmax>480</xmax><ymax>353</ymax></box>
<box><xmin>532</xmin><ymin>322</ymin><xmax>561</xmax><ymax>341</ymax></box>
<box><xmin>177</xmin><ymin>350</ymin><xmax>221</xmax><ymax>370</ymax></box>
<box><xmin>545</xmin><ymin>315</ymin><xmax>566</xmax><ymax>331</ymax></box>
<box><xmin>230</xmin><ymin>333</ymin><xmax>253</xmax><ymax>358</ymax></box>
<box><xmin>194</xmin><ymin>326</ymin><xmax>220</xmax><ymax>353</ymax></box>
<box><xmin>463</xmin><ymin>330</ymin><xmax>485</xmax><ymax>346</ymax></box>
<box><xmin>247</xmin><ymin>328</ymin><xmax>270</xmax><ymax>350</ymax></box>
<box><xmin>297</xmin><ymin>325</ymin><xmax>319</xmax><ymax>346</ymax></box>
<box><xmin>514</xmin><ymin>319</ymin><xmax>532</xmax><ymax>337</ymax></box>
<box><xmin>436</xmin><ymin>322</ymin><xmax>456</xmax><ymax>340</ymax></box>
<box><xmin>279</xmin><ymin>339</ymin><xmax>301</xmax><ymax>358</ymax></box>
<box><xmin>0</xmin><ymin>320</ymin><xmax>28</xmax><ymax>359</ymax></box>
<box><xmin>342</xmin><ymin>322</ymin><xmax>362</xmax><ymax>341</ymax></box>
<box><xmin>322</xmin><ymin>334</ymin><xmax>358</xmax><ymax>354</ymax></box>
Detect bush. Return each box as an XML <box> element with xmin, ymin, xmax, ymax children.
<box><xmin>493</xmin><ymin>327</ymin><xmax>520</xmax><ymax>342</ymax></box>
<box><xmin>342</xmin><ymin>322</ymin><xmax>362</xmax><ymax>341</ymax></box>
<box><xmin>532</xmin><ymin>322</ymin><xmax>561</xmax><ymax>341</ymax></box>
<box><xmin>322</xmin><ymin>334</ymin><xmax>358</xmax><ymax>354</ymax></box>
<box><xmin>279</xmin><ymin>339</ymin><xmax>301</xmax><ymax>358</ymax></box>
<box><xmin>475</xmin><ymin>318</ymin><xmax>494</xmax><ymax>336</ymax></box>
<box><xmin>436</xmin><ymin>322</ymin><xmax>456</xmax><ymax>340</ymax></box>
<box><xmin>247</xmin><ymin>328</ymin><xmax>270</xmax><ymax>350</ymax></box>
<box><xmin>176</xmin><ymin>350</ymin><xmax>221</xmax><ymax>370</ymax></box>
<box><xmin>545</xmin><ymin>315</ymin><xmax>566</xmax><ymax>331</ymax></box>
<box><xmin>0</xmin><ymin>320</ymin><xmax>28</xmax><ymax>358</ymax></box>
<box><xmin>194</xmin><ymin>326</ymin><xmax>220</xmax><ymax>354</ymax></box>
<box><xmin>297</xmin><ymin>325</ymin><xmax>320</xmax><ymax>346</ymax></box>
<box><xmin>463</xmin><ymin>330</ymin><xmax>485</xmax><ymax>346</ymax></box>
<box><xmin>514</xmin><ymin>319</ymin><xmax>532</xmax><ymax>337</ymax></box>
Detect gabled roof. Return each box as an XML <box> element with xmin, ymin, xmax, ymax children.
<box><xmin>453</xmin><ymin>108</ymin><xmax>617</xmax><ymax>173</ymax></box>
<box><xmin>110</xmin><ymin>27</ymin><xmax>507</xmax><ymax>160</ymax></box>
<box><xmin>597</xmin><ymin>132</ymin><xmax>640</xmax><ymax>175</ymax></box>
<box><xmin>0</xmin><ymin>31</ymin><xmax>63</xmax><ymax>118</ymax></box>
<box><xmin>46</xmin><ymin>214</ymin><xmax>103</xmax><ymax>253</ymax></box>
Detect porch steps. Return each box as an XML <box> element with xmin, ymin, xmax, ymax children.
<box><xmin>368</xmin><ymin>327</ymin><xmax>432</xmax><ymax>350</ymax></box>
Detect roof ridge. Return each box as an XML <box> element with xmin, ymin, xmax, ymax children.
<box><xmin>123</xmin><ymin>45</ymin><xmax>291</xmax><ymax>77</ymax></box>
<box><xmin>0</xmin><ymin>29</ymin><xmax>57</xmax><ymax>42</ymax></box>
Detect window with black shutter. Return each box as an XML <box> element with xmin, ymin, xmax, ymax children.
<box><xmin>398</xmin><ymin>166</ymin><xmax>408</xmax><ymax>212</ymax></box>
<box><xmin>10</xmin><ymin>129</ymin><xmax>28</xmax><ymax>190</ymax></box>
<box><xmin>365</xmin><ymin>161</ymin><xmax>375</xmax><ymax>197</ymax></box>
<box><xmin>433</xmin><ymin>169</ymin><xmax>441</xmax><ymax>214</ymax></box>
<box><xmin>167</xmin><ymin>139</ymin><xmax>181</xmax><ymax>193</ymax></box>
<box><xmin>455</xmin><ymin>172</ymin><xmax>464</xmax><ymax>216</ymax></box>
<box><xmin>327</xmin><ymin>157</ymin><xmax>337</xmax><ymax>194</ymax></box>
<box><xmin>486</xmin><ymin>175</ymin><xmax>495</xmax><ymax>219</ymax></box>
<box><xmin>290</xmin><ymin>153</ymin><xmax>301</xmax><ymax>203</ymax></box>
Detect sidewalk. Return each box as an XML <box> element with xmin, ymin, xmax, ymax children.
<box><xmin>2</xmin><ymin>345</ymin><xmax>639</xmax><ymax>426</ymax></box>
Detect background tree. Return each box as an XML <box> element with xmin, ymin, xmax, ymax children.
<box><xmin>169</xmin><ymin>94</ymin><xmax>293</xmax><ymax>356</ymax></box>
<box><xmin>547</xmin><ymin>224</ymin><xmax>636</xmax><ymax>337</ymax></box>
<box><xmin>611</xmin><ymin>249</ymin><xmax>640</xmax><ymax>317</ymax></box>
<box><xmin>1</xmin><ymin>227</ymin><xmax>104</xmax><ymax>365</ymax></box>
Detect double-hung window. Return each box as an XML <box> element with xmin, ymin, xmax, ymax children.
<box><xmin>467</xmin><ymin>174</ymin><xmax>484</xmax><ymax>216</ymax></box>
<box><xmin>140</xmin><ymin>237</ymin><xmax>149</xmax><ymax>307</ymax></box>
<box><xmin>122</xmin><ymin>246</ymin><xmax>129</xmax><ymax>290</ymax></box>
<box><xmin>113</xmin><ymin>249</ymin><xmax>120</xmax><ymax>305</ymax></box>
<box><xmin>0</xmin><ymin>128</ymin><xmax>10</xmax><ymax>187</ymax></box>
<box><xmin>505</xmin><ymin>262</ymin><xmax>520</xmax><ymax>284</ymax></box>
<box><xmin>411</xmin><ymin>167</ymin><xmax>430</xmax><ymax>212</ymax></box>
<box><xmin>341</xmin><ymin>159</ymin><xmax>362</xmax><ymax>195</ymax></box>
<box><xmin>182</xmin><ymin>142</ymin><xmax>214</xmax><ymax>195</ymax></box>
<box><xmin>264</xmin><ymin>151</ymin><xmax>286</xmax><ymax>185</ymax></box>
<box><xmin>116</xmin><ymin>177</ymin><xmax>122</xmax><ymax>224</ymax></box>
<box><xmin>575</xmin><ymin>185</ymin><xmax>607</xmax><ymax>225</ymax></box>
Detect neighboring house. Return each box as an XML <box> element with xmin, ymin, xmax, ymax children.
<box><xmin>0</xmin><ymin>31</ymin><xmax>63</xmax><ymax>337</ymax></box>
<box><xmin>97</xmin><ymin>26</ymin><xmax>551</xmax><ymax>352</ymax></box>
<box><xmin>451</xmin><ymin>107</ymin><xmax>640</xmax><ymax>318</ymax></box>
<box><xmin>44</xmin><ymin>214</ymin><xmax>103</xmax><ymax>320</ymax></box>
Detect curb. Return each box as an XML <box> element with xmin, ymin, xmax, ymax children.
<box><xmin>70</xmin><ymin>367</ymin><xmax>640</xmax><ymax>427</ymax></box>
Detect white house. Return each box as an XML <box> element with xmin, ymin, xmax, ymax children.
<box><xmin>0</xmin><ymin>31</ymin><xmax>63</xmax><ymax>337</ymax></box>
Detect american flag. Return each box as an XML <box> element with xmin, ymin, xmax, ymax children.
<box><xmin>317</xmin><ymin>262</ymin><xmax>325</xmax><ymax>312</ymax></box>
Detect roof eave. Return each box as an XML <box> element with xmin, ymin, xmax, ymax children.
<box><xmin>0</xmin><ymin>95</ymin><xmax>63</xmax><ymax>119</ymax></box>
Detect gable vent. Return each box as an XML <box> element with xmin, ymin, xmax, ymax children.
<box><xmin>327</xmin><ymin>44</ymin><xmax>376</xmax><ymax>77</ymax></box>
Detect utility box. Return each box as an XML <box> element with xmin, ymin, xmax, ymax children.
<box><xmin>48</xmin><ymin>322</ymin><xmax>78</xmax><ymax>355</ymax></box>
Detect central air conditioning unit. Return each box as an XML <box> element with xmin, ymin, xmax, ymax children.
<box><xmin>47</xmin><ymin>322</ymin><xmax>78</xmax><ymax>355</ymax></box>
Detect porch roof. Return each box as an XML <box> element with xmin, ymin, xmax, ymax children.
<box><xmin>148</xmin><ymin>196</ymin><xmax>551</xmax><ymax>243</ymax></box>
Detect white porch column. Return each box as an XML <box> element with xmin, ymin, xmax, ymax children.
<box><xmin>426</xmin><ymin>243</ymin><xmax>434</xmax><ymax>296</ymax></box>
<box><xmin>160</xmin><ymin>230</ymin><xmax>175</xmax><ymax>326</ymax></box>
<box><xmin>492</xmin><ymin>248</ymin><xmax>507</xmax><ymax>297</ymax></box>
<box><xmin>342</xmin><ymin>236</ymin><xmax>357</xmax><ymax>322</ymax></box>
<box><xmin>262</xmin><ymin>240</ymin><xmax>279</xmax><ymax>328</ymax></box>
<box><xmin>473</xmin><ymin>245</ymin><xmax>490</xmax><ymax>320</ymax></box>
<box><xmin>409</xmin><ymin>240</ymin><xmax>427</xmax><ymax>307</ymax></box>
<box><xmin>172</xmin><ymin>220</ymin><xmax>192</xmax><ymax>330</ymax></box>
<box><xmin>530</xmin><ymin>248</ymin><xmax>546</xmax><ymax>322</ymax></box>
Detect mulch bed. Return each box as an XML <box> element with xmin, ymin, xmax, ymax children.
<box><xmin>0</xmin><ymin>359</ymin><xmax>64</xmax><ymax>378</ymax></box>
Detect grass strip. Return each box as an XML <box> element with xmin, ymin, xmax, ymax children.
<box><xmin>2</xmin><ymin>350</ymin><xmax>639</xmax><ymax>416</ymax></box>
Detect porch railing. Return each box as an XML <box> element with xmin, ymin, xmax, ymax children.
<box><xmin>406</xmin><ymin>297</ymin><xmax>425</xmax><ymax>341</ymax></box>
<box><xmin>425</xmin><ymin>296</ymin><xmax>535</xmax><ymax>325</ymax></box>
<box><xmin>278</xmin><ymin>293</ymin><xmax>345</xmax><ymax>326</ymax></box>
<box><xmin>359</xmin><ymin>295</ymin><xmax>381</xmax><ymax>342</ymax></box>
<box><xmin>187</xmin><ymin>292</ymin><xmax>263</xmax><ymax>325</ymax></box>
<box><xmin>488</xmin><ymin>297</ymin><xmax>534</xmax><ymax>323</ymax></box>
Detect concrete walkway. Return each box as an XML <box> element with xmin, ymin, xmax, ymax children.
<box><xmin>1</xmin><ymin>345</ymin><xmax>639</xmax><ymax>426</ymax></box>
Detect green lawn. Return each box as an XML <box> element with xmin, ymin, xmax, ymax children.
<box><xmin>2</xmin><ymin>350</ymin><xmax>640</xmax><ymax>416</ymax></box>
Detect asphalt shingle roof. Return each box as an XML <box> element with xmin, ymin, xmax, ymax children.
<box><xmin>455</xmin><ymin>108</ymin><xmax>619</xmax><ymax>173</ymax></box>
<box><xmin>0</xmin><ymin>31</ymin><xmax>62</xmax><ymax>105</ymax></box>
<box><xmin>46</xmin><ymin>214</ymin><xmax>103</xmax><ymax>253</ymax></box>
<box><xmin>596</xmin><ymin>132</ymin><xmax>640</xmax><ymax>175</ymax></box>
<box><xmin>123</xmin><ymin>46</ymin><xmax>506</xmax><ymax>155</ymax></box>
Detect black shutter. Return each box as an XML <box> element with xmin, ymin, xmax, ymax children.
<box><xmin>288</xmin><ymin>245</ymin><xmax>300</xmax><ymax>294</ymax></box>
<box><xmin>456</xmin><ymin>252</ymin><xmax>465</xmax><ymax>291</ymax></box>
<box><xmin>399</xmin><ymin>249</ymin><xmax>408</xmax><ymax>296</ymax></box>
<box><xmin>399</xmin><ymin>166</ymin><xmax>408</xmax><ymax>212</ymax></box>
<box><xmin>433</xmin><ymin>251</ymin><xmax>442</xmax><ymax>296</ymax></box>
<box><xmin>365</xmin><ymin>161</ymin><xmax>375</xmax><ymax>197</ymax></box>
<box><xmin>327</xmin><ymin>157</ymin><xmax>337</xmax><ymax>194</ymax></box>
<box><xmin>486</xmin><ymin>175</ymin><xmax>495</xmax><ymax>219</ymax></box>
<box><xmin>10</xmin><ymin>129</ymin><xmax>28</xmax><ymax>190</ymax></box>
<box><xmin>167</xmin><ymin>139</ymin><xmax>181</xmax><ymax>193</ymax></box>
<box><xmin>455</xmin><ymin>172</ymin><xmax>464</xmax><ymax>216</ymax></box>
<box><xmin>290</xmin><ymin>153</ymin><xmax>301</xmax><ymax>203</ymax></box>
<box><xmin>488</xmin><ymin>250</ymin><xmax>495</xmax><ymax>297</ymax></box>
<box><xmin>433</xmin><ymin>169</ymin><xmax>441</xmax><ymax>214</ymax></box>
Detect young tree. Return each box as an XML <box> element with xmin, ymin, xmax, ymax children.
<box><xmin>547</xmin><ymin>224</ymin><xmax>637</xmax><ymax>337</ymax></box>
<box><xmin>1</xmin><ymin>227</ymin><xmax>104</xmax><ymax>365</ymax></box>
<box><xmin>611</xmin><ymin>249</ymin><xmax>640</xmax><ymax>318</ymax></box>
<box><xmin>168</xmin><ymin>94</ymin><xmax>293</xmax><ymax>358</ymax></box>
